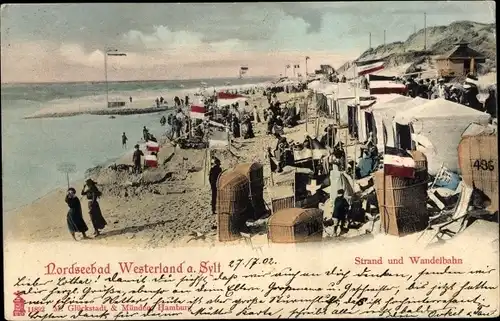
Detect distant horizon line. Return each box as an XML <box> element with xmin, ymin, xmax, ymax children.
<box><xmin>0</xmin><ymin>75</ymin><xmax>278</xmax><ymax>86</ymax></box>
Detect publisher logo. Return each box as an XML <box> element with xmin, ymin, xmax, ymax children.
<box><xmin>13</xmin><ymin>291</ymin><xmax>26</xmax><ymax>317</ymax></box>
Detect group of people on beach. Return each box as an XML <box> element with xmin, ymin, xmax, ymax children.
<box><xmin>65</xmin><ymin>178</ymin><xmax>107</xmax><ymax>240</ymax></box>
<box><xmin>401</xmin><ymin>75</ymin><xmax>497</xmax><ymax>118</ymax></box>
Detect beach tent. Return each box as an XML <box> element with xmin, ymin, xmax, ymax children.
<box><xmin>347</xmin><ymin>99</ymin><xmax>377</xmax><ymax>142</ymax></box>
<box><xmin>329</xmin><ymin>84</ymin><xmax>371</xmax><ymax>126</ymax></box>
<box><xmin>316</xmin><ymin>93</ymin><xmax>329</xmax><ymax>116</ymax></box>
<box><xmin>370</xmin><ymin>96</ymin><xmax>426</xmax><ymax>150</ymax></box>
<box><xmin>341</xmin><ymin>94</ymin><xmax>402</xmax><ymax>143</ymax></box>
<box><xmin>357</xmin><ymin>94</ymin><xmax>408</xmax><ymax>143</ymax></box>
<box><xmin>393</xmin><ymin>98</ymin><xmax>491</xmax><ymax>175</ymax></box>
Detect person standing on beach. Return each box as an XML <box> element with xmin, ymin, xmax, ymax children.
<box><xmin>65</xmin><ymin>187</ymin><xmax>89</xmax><ymax>241</ymax></box>
<box><xmin>175</xmin><ymin>108</ymin><xmax>186</xmax><ymax>138</ymax></box>
<box><xmin>122</xmin><ymin>132</ymin><xmax>128</xmax><ymax>149</ymax></box>
<box><xmin>209</xmin><ymin>157</ymin><xmax>222</xmax><ymax>215</ymax></box>
<box><xmin>81</xmin><ymin>179</ymin><xmax>107</xmax><ymax>237</ymax></box>
<box><xmin>185</xmin><ymin>95</ymin><xmax>189</xmax><ymax>106</ymax></box>
<box><xmin>253</xmin><ymin>105</ymin><xmax>261</xmax><ymax>123</ymax></box>
<box><xmin>129</xmin><ymin>96</ymin><xmax>133</xmax><ymax>103</ymax></box>
<box><xmin>231</xmin><ymin>114</ymin><xmax>241</xmax><ymax>138</ymax></box>
<box><xmin>332</xmin><ymin>189</ymin><xmax>350</xmax><ymax>237</ymax></box>
<box><xmin>484</xmin><ymin>87</ymin><xmax>497</xmax><ymax>118</ymax></box>
<box><xmin>132</xmin><ymin>144</ymin><xmax>144</xmax><ymax>174</ymax></box>
<box><xmin>143</xmin><ymin>126</ymin><xmax>149</xmax><ymax>141</ymax></box>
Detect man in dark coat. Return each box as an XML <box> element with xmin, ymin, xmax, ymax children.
<box><xmin>332</xmin><ymin>189</ymin><xmax>350</xmax><ymax>236</ymax></box>
<box><xmin>243</xmin><ymin>116</ymin><xmax>255</xmax><ymax>139</ymax></box>
<box><xmin>209</xmin><ymin>157</ymin><xmax>222</xmax><ymax>214</ymax></box>
<box><xmin>406</xmin><ymin>78</ymin><xmax>418</xmax><ymax>98</ymax></box>
<box><xmin>132</xmin><ymin>144</ymin><xmax>144</xmax><ymax>174</ymax></box>
<box><xmin>484</xmin><ymin>87</ymin><xmax>497</xmax><ymax>118</ymax></box>
<box><xmin>463</xmin><ymin>84</ymin><xmax>482</xmax><ymax>110</ymax></box>
<box><xmin>231</xmin><ymin>114</ymin><xmax>241</xmax><ymax>138</ymax></box>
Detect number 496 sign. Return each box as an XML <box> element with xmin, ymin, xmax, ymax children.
<box><xmin>473</xmin><ymin>159</ymin><xmax>495</xmax><ymax>171</ymax></box>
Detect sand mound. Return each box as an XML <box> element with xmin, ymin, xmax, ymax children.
<box><xmin>211</xmin><ymin>148</ymin><xmax>241</xmax><ymax>169</ymax></box>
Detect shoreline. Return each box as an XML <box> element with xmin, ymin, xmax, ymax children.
<box><xmin>24</xmin><ymin>105</ymin><xmax>172</xmax><ymax>119</ymax></box>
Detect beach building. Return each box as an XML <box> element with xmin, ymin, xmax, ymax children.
<box><xmin>314</xmin><ymin>64</ymin><xmax>335</xmax><ymax>75</ymax></box>
<box><xmin>435</xmin><ymin>42</ymin><xmax>486</xmax><ymax>77</ymax></box>
<box><xmin>393</xmin><ymin>98</ymin><xmax>490</xmax><ymax>175</ymax></box>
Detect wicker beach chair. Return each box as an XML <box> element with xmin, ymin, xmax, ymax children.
<box><xmin>216</xmin><ymin>170</ymin><xmax>250</xmax><ymax>242</ymax></box>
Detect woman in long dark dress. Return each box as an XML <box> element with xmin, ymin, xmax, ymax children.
<box><xmin>82</xmin><ymin>179</ymin><xmax>107</xmax><ymax>236</ymax></box>
<box><xmin>65</xmin><ymin>187</ymin><xmax>89</xmax><ymax>241</ymax></box>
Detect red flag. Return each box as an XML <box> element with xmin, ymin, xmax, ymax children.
<box><xmin>190</xmin><ymin>104</ymin><xmax>206</xmax><ymax>119</ymax></box>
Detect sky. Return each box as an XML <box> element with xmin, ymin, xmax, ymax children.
<box><xmin>0</xmin><ymin>2</ymin><xmax>496</xmax><ymax>83</ymax></box>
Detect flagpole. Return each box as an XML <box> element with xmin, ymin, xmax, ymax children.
<box><xmin>344</xmin><ymin>126</ymin><xmax>348</xmax><ymax>172</ymax></box>
<box><xmin>305</xmin><ymin>93</ymin><xmax>309</xmax><ymax>133</ymax></box>
<box><xmin>381</xmin><ymin>127</ymin><xmax>388</xmax><ymax>234</ymax></box>
<box><xmin>353</xmin><ymin>62</ymin><xmax>359</xmax><ymax>178</ymax></box>
<box><xmin>104</xmin><ymin>48</ymin><xmax>108</xmax><ymax>108</ymax></box>
<box><xmin>203</xmin><ymin>147</ymin><xmax>208</xmax><ymax>186</ymax></box>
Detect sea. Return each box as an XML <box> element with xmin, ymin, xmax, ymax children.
<box><xmin>1</xmin><ymin>77</ymin><xmax>273</xmax><ymax>212</ymax></box>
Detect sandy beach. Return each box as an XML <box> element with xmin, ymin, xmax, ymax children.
<box><xmin>5</xmin><ymin>90</ymin><xmax>320</xmax><ymax>248</ymax></box>
<box><xmin>6</xmin><ymin>78</ymin><xmax>498</xmax><ymax>251</ymax></box>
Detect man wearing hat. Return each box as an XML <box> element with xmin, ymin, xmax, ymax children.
<box><xmin>434</xmin><ymin>78</ymin><xmax>447</xmax><ymax>99</ymax></box>
<box><xmin>406</xmin><ymin>78</ymin><xmax>417</xmax><ymax>98</ymax></box>
<box><xmin>208</xmin><ymin>156</ymin><xmax>222</xmax><ymax>215</ymax></box>
<box><xmin>332</xmin><ymin>189</ymin><xmax>350</xmax><ymax>237</ymax></box>
<box><xmin>132</xmin><ymin>144</ymin><xmax>144</xmax><ymax>174</ymax></box>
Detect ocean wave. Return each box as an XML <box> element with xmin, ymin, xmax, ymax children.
<box><xmin>18</xmin><ymin>81</ymin><xmax>269</xmax><ymax>119</ymax></box>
